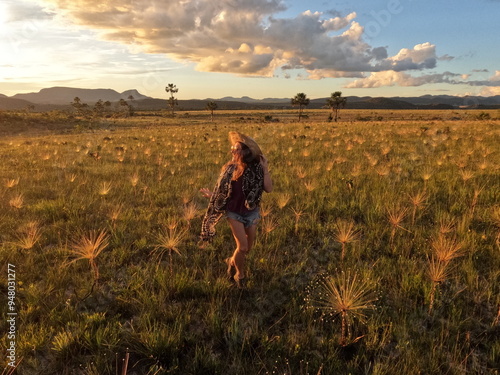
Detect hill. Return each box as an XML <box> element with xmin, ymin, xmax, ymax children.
<box><xmin>10</xmin><ymin>87</ymin><xmax>151</xmax><ymax>105</ymax></box>
<box><xmin>2</xmin><ymin>86</ymin><xmax>500</xmax><ymax>111</ymax></box>
<box><xmin>0</xmin><ymin>96</ymin><xmax>38</xmax><ymax>110</ymax></box>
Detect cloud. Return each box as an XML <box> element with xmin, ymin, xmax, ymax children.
<box><xmin>345</xmin><ymin>71</ymin><xmax>463</xmax><ymax>88</ymax></box>
<box><xmin>479</xmin><ymin>87</ymin><xmax>500</xmax><ymax>96</ymax></box>
<box><xmin>439</xmin><ymin>54</ymin><xmax>454</xmax><ymax>61</ymax></box>
<box><xmin>346</xmin><ymin>70</ymin><xmax>500</xmax><ymax>89</ymax></box>
<box><xmin>489</xmin><ymin>70</ymin><xmax>500</xmax><ymax>81</ymax></box>
<box><xmin>5</xmin><ymin>0</ymin><xmax>54</xmax><ymax>22</ymax></box>
<box><xmin>35</xmin><ymin>0</ymin><xmax>450</xmax><ymax>80</ymax></box>
<box><xmin>372</xmin><ymin>42</ymin><xmax>438</xmax><ymax>72</ymax></box>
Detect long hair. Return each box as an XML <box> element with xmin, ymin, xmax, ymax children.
<box><xmin>223</xmin><ymin>142</ymin><xmax>254</xmax><ymax>181</ymax></box>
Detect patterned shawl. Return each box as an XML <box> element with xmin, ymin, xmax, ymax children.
<box><xmin>200</xmin><ymin>162</ymin><xmax>264</xmax><ymax>242</ymax></box>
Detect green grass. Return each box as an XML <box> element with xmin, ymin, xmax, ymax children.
<box><xmin>0</xmin><ymin>110</ymin><xmax>499</xmax><ymax>374</ymax></box>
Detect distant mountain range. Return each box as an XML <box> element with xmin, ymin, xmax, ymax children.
<box><xmin>1</xmin><ymin>86</ymin><xmax>500</xmax><ymax>111</ymax></box>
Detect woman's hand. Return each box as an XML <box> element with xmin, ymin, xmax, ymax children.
<box><xmin>200</xmin><ymin>188</ymin><xmax>213</xmax><ymax>199</ymax></box>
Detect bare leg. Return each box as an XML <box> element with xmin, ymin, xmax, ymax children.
<box><xmin>228</xmin><ymin>218</ymin><xmax>257</xmax><ymax>281</ymax></box>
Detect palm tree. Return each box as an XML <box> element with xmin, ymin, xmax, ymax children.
<box><xmin>291</xmin><ymin>93</ymin><xmax>310</xmax><ymax>121</ymax></box>
<box><xmin>165</xmin><ymin>83</ymin><xmax>179</xmax><ymax>115</ymax></box>
<box><xmin>326</xmin><ymin>91</ymin><xmax>347</xmax><ymax>122</ymax></box>
<box><xmin>206</xmin><ymin>101</ymin><xmax>218</xmax><ymax>121</ymax></box>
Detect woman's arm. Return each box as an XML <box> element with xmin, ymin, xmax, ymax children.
<box><xmin>260</xmin><ymin>155</ymin><xmax>273</xmax><ymax>193</ymax></box>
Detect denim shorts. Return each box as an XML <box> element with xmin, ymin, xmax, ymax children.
<box><xmin>226</xmin><ymin>209</ymin><xmax>261</xmax><ymax>228</ymax></box>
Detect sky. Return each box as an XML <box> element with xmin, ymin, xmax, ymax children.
<box><xmin>1</xmin><ymin>0</ymin><xmax>499</xmax><ymax>100</ymax></box>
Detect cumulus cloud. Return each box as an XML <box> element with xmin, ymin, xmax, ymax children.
<box><xmin>36</xmin><ymin>0</ymin><xmax>448</xmax><ymax>79</ymax></box>
<box><xmin>346</xmin><ymin>70</ymin><xmax>500</xmax><ymax>89</ymax></box>
<box><xmin>33</xmin><ymin>0</ymin><xmax>470</xmax><ymax>87</ymax></box>
<box><xmin>345</xmin><ymin>71</ymin><xmax>463</xmax><ymax>88</ymax></box>
<box><xmin>371</xmin><ymin>42</ymin><xmax>438</xmax><ymax>72</ymax></box>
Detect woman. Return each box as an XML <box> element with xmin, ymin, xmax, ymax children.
<box><xmin>200</xmin><ymin>131</ymin><xmax>273</xmax><ymax>288</ymax></box>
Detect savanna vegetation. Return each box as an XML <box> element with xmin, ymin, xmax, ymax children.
<box><xmin>0</xmin><ymin>108</ymin><xmax>499</xmax><ymax>374</ymax></box>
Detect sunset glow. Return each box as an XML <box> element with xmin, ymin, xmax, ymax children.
<box><xmin>1</xmin><ymin>0</ymin><xmax>499</xmax><ymax>99</ymax></box>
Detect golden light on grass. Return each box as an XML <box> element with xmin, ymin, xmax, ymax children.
<box><xmin>431</xmin><ymin>234</ymin><xmax>464</xmax><ymax>264</ymax></box>
<box><xmin>304</xmin><ymin>181</ymin><xmax>317</xmax><ymax>192</ymax></box>
<box><xmin>165</xmin><ymin>216</ymin><xmax>180</xmax><ymax>231</ymax></box>
<box><xmin>260</xmin><ymin>201</ymin><xmax>273</xmax><ymax>217</ymax></box>
<box><xmin>482</xmin><ymin>147</ymin><xmax>494</xmax><ymax>158</ymax></box>
<box><xmin>438</xmin><ymin>219</ymin><xmax>455</xmax><ymax>236</ymax></box>
<box><xmin>5</xmin><ymin>178</ymin><xmax>19</xmax><ymax>188</ymax></box>
<box><xmin>130</xmin><ymin>172</ymin><xmax>140</xmax><ymax>187</ymax></box>
<box><xmin>14</xmin><ymin>221</ymin><xmax>42</xmax><ymax>250</ymax></box>
<box><xmin>421</xmin><ymin>168</ymin><xmax>432</xmax><ymax>182</ymax></box>
<box><xmin>261</xmin><ymin>216</ymin><xmax>278</xmax><ymax>237</ymax></box>
<box><xmin>365</xmin><ymin>153</ymin><xmax>378</xmax><ymax>167</ymax></box>
<box><xmin>470</xmin><ymin>186</ymin><xmax>484</xmax><ymax>216</ymax></box>
<box><xmin>491</xmin><ymin>206</ymin><xmax>500</xmax><ymax>247</ymax></box>
<box><xmin>276</xmin><ymin>193</ymin><xmax>291</xmax><ymax>209</ymax></box>
<box><xmin>9</xmin><ymin>194</ymin><xmax>24</xmax><ymax>209</ymax></box>
<box><xmin>296</xmin><ymin>166</ymin><xmax>307</xmax><ymax>179</ymax></box>
<box><xmin>409</xmin><ymin>190</ymin><xmax>428</xmax><ymax>224</ymax></box>
<box><xmin>109</xmin><ymin>203</ymin><xmax>123</xmax><ymax>223</ymax></box>
<box><xmin>183</xmin><ymin>202</ymin><xmax>199</xmax><ymax>224</ymax></box>
<box><xmin>459</xmin><ymin>169</ymin><xmax>475</xmax><ymax>183</ymax></box>
<box><xmin>291</xmin><ymin>206</ymin><xmax>305</xmax><ymax>234</ymax></box>
<box><xmin>153</xmin><ymin>227</ymin><xmax>186</xmax><ymax>273</ymax></box>
<box><xmin>333</xmin><ymin>219</ymin><xmax>361</xmax><ymax>261</ymax></box>
<box><xmin>375</xmin><ymin>165</ymin><xmax>390</xmax><ymax>177</ymax></box>
<box><xmin>380</xmin><ymin>145</ymin><xmax>391</xmax><ymax>157</ymax></box>
<box><xmin>351</xmin><ymin>164</ymin><xmax>362</xmax><ymax>177</ymax></box>
<box><xmin>67</xmin><ymin>230</ymin><xmax>109</xmax><ymax>282</ymax></box>
<box><xmin>455</xmin><ymin>158</ymin><xmax>468</xmax><ymax>169</ymax></box>
<box><xmin>427</xmin><ymin>256</ymin><xmax>451</xmax><ymax>314</ymax></box>
<box><xmin>99</xmin><ymin>181</ymin><xmax>112</xmax><ymax>196</ymax></box>
<box><xmin>306</xmin><ymin>271</ymin><xmax>376</xmax><ymax>346</ymax></box>
<box><xmin>387</xmin><ymin>205</ymin><xmax>409</xmax><ymax>241</ymax></box>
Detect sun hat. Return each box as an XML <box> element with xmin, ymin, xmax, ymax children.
<box><xmin>228</xmin><ymin>131</ymin><xmax>262</xmax><ymax>160</ymax></box>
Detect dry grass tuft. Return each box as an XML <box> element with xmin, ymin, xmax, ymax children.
<box><xmin>9</xmin><ymin>194</ymin><xmax>24</xmax><ymax>209</ymax></box>
<box><xmin>153</xmin><ymin>227</ymin><xmax>187</xmax><ymax>273</ymax></box>
<box><xmin>306</xmin><ymin>271</ymin><xmax>376</xmax><ymax>346</ymax></box>
<box><xmin>333</xmin><ymin>220</ymin><xmax>361</xmax><ymax>260</ymax></box>
<box><xmin>14</xmin><ymin>221</ymin><xmax>42</xmax><ymax>250</ymax></box>
<box><xmin>409</xmin><ymin>190</ymin><xmax>428</xmax><ymax>224</ymax></box>
<box><xmin>67</xmin><ymin>230</ymin><xmax>109</xmax><ymax>282</ymax></box>
<box><xmin>431</xmin><ymin>234</ymin><xmax>464</xmax><ymax>264</ymax></box>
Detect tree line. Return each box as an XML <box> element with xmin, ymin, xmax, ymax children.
<box><xmin>70</xmin><ymin>83</ymin><xmax>347</xmax><ymax>122</ymax></box>
<box><xmin>71</xmin><ymin>96</ymin><xmax>135</xmax><ymax>118</ymax></box>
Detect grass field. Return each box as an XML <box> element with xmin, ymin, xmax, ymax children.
<box><xmin>1</xmin><ymin>109</ymin><xmax>499</xmax><ymax>374</ymax></box>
